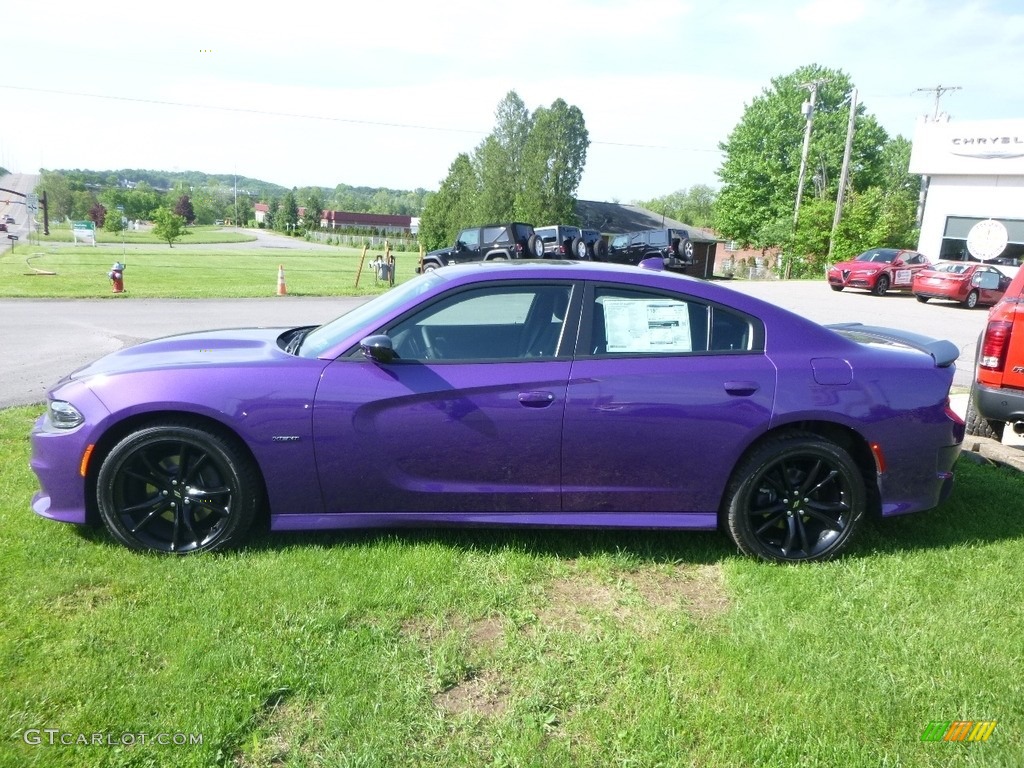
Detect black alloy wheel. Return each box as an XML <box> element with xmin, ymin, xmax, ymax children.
<box><xmin>872</xmin><ymin>274</ymin><xmax>890</xmax><ymax>296</ymax></box>
<box><xmin>96</xmin><ymin>422</ymin><xmax>261</xmax><ymax>554</ymax></box>
<box><xmin>725</xmin><ymin>433</ymin><xmax>866</xmax><ymax>563</ymax></box>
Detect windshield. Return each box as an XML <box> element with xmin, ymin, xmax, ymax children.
<box><xmin>855</xmin><ymin>250</ymin><xmax>896</xmax><ymax>264</ymax></box>
<box><xmin>298</xmin><ymin>272</ymin><xmax>444</xmax><ymax>358</ymax></box>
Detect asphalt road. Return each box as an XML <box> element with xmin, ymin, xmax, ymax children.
<box><xmin>0</xmin><ymin>279</ymin><xmax>989</xmax><ymax>409</ymax></box>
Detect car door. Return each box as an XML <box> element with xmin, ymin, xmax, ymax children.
<box><xmin>451</xmin><ymin>227</ymin><xmax>482</xmax><ymax>263</ymax></box>
<box><xmin>892</xmin><ymin>251</ymin><xmax>929</xmax><ymax>288</ymax></box>
<box><xmin>312</xmin><ymin>281</ymin><xmax>577</xmax><ymax>513</ymax></box>
<box><xmin>975</xmin><ymin>266</ymin><xmax>1009</xmax><ymax>304</ymax></box>
<box><xmin>562</xmin><ymin>284</ymin><xmax>775</xmax><ymax>515</ymax></box>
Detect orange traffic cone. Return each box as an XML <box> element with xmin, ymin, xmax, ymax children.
<box><xmin>276</xmin><ymin>264</ymin><xmax>287</xmax><ymax>295</ymax></box>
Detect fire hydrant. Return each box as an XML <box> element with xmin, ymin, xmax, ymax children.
<box><xmin>108</xmin><ymin>262</ymin><xmax>126</xmax><ymax>293</ymax></box>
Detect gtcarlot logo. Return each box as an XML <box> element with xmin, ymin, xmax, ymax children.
<box><xmin>22</xmin><ymin>729</ymin><xmax>203</xmax><ymax>747</ymax></box>
<box><xmin>921</xmin><ymin>720</ymin><xmax>997</xmax><ymax>742</ymax></box>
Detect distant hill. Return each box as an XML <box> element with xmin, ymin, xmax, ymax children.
<box><xmin>52</xmin><ymin>168</ymin><xmax>431</xmax><ymax>215</ymax></box>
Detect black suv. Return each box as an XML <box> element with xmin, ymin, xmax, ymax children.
<box><xmin>420</xmin><ymin>222</ymin><xmax>544</xmax><ymax>271</ymax></box>
<box><xmin>605</xmin><ymin>228</ymin><xmax>694</xmax><ymax>271</ymax></box>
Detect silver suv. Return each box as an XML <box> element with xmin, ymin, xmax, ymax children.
<box><xmin>534</xmin><ymin>224</ymin><xmax>589</xmax><ymax>260</ymax></box>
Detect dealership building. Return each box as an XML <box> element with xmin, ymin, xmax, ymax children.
<box><xmin>909</xmin><ymin>117</ymin><xmax>1024</xmax><ymax>264</ymax></box>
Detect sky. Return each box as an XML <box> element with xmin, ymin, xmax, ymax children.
<box><xmin>1</xmin><ymin>0</ymin><xmax>1022</xmax><ymax>203</ymax></box>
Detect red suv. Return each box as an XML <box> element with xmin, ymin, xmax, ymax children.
<box><xmin>967</xmin><ymin>266</ymin><xmax>1024</xmax><ymax>440</ymax></box>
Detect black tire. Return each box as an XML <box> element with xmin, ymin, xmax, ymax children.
<box><xmin>572</xmin><ymin>237</ymin><xmax>587</xmax><ymax>260</ymax></box>
<box><xmin>677</xmin><ymin>237</ymin><xmax>694</xmax><ymax>262</ymax></box>
<box><xmin>830</xmin><ymin>284</ymin><xmax>844</xmax><ymax>292</ymax></box>
<box><xmin>527</xmin><ymin>234</ymin><xmax>544</xmax><ymax>258</ymax></box>
<box><xmin>872</xmin><ymin>274</ymin><xmax>890</xmax><ymax>296</ymax></box>
<box><xmin>96</xmin><ymin>421</ymin><xmax>261</xmax><ymax>554</ymax></box>
<box><xmin>724</xmin><ymin>433</ymin><xmax>866</xmax><ymax>563</ymax></box>
<box><xmin>594</xmin><ymin>239</ymin><xmax>608</xmax><ymax>260</ymax></box>
<box><xmin>965</xmin><ymin>382</ymin><xmax>1005</xmax><ymax>441</ymax></box>
<box><xmin>916</xmin><ymin>295</ymin><xmax>929</xmax><ymax>303</ymax></box>
<box><xmin>964</xmin><ymin>289</ymin><xmax>980</xmax><ymax>309</ymax></box>
<box><xmin>422</xmin><ymin>261</ymin><xmax>441</xmax><ymax>272</ymax></box>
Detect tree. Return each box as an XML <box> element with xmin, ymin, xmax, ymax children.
<box><xmin>174</xmin><ymin>194</ymin><xmax>196</xmax><ymax>224</ymax></box>
<box><xmin>151</xmin><ymin>207</ymin><xmax>187</xmax><ymax>247</ymax></box>
<box><xmin>88</xmin><ymin>202</ymin><xmax>106</xmax><ymax>228</ymax></box>
<box><xmin>515</xmin><ymin>98</ymin><xmax>590</xmax><ymax>225</ymax></box>
<box><xmin>474</xmin><ymin>91</ymin><xmax>532</xmax><ymax>223</ymax></box>
<box><xmin>635</xmin><ymin>185</ymin><xmax>717</xmax><ymax>229</ymax></box>
<box><xmin>714</xmin><ymin>64</ymin><xmax>889</xmax><ymax>248</ymax></box>
<box><xmin>419</xmin><ymin>154</ymin><xmax>478</xmax><ymax>250</ymax></box>
<box><xmin>36</xmin><ymin>171</ymin><xmax>74</xmax><ymax>221</ymax></box>
<box><xmin>281</xmin><ymin>190</ymin><xmax>299</xmax><ymax>232</ymax></box>
<box><xmin>303</xmin><ymin>188</ymin><xmax>325</xmax><ymax>230</ymax></box>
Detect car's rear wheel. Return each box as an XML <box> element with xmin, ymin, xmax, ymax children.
<box><xmin>724</xmin><ymin>433</ymin><xmax>865</xmax><ymax>563</ymax></box>
<box><xmin>965</xmin><ymin>382</ymin><xmax>1005</xmax><ymax>441</ymax></box>
<box><xmin>594</xmin><ymin>239</ymin><xmax>608</xmax><ymax>260</ymax></box>
<box><xmin>96</xmin><ymin>421</ymin><xmax>261</xmax><ymax>554</ymax></box>
<box><xmin>916</xmin><ymin>295</ymin><xmax>929</xmax><ymax>303</ymax></box>
<box><xmin>872</xmin><ymin>275</ymin><xmax>890</xmax><ymax>296</ymax></box>
<box><xmin>964</xmin><ymin>289</ymin><xmax>980</xmax><ymax>309</ymax></box>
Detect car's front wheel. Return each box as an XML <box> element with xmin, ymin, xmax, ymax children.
<box><xmin>872</xmin><ymin>274</ymin><xmax>890</xmax><ymax>296</ymax></box>
<box><xmin>96</xmin><ymin>421</ymin><xmax>261</xmax><ymax>554</ymax></box>
<box><xmin>916</xmin><ymin>295</ymin><xmax>929</xmax><ymax>303</ymax></box>
<box><xmin>724</xmin><ymin>433</ymin><xmax>866</xmax><ymax>563</ymax></box>
<box><xmin>830</xmin><ymin>284</ymin><xmax>844</xmax><ymax>292</ymax></box>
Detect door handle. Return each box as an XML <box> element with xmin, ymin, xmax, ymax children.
<box><xmin>724</xmin><ymin>381</ymin><xmax>759</xmax><ymax>396</ymax></box>
<box><xmin>518</xmin><ymin>391</ymin><xmax>556</xmax><ymax>408</ymax></box>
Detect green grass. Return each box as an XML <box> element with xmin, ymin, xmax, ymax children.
<box><xmin>36</xmin><ymin>224</ymin><xmax>258</xmax><ymax>246</ymax></box>
<box><xmin>1</xmin><ymin>404</ymin><xmax>1022</xmax><ymax>766</ymax></box>
<box><xmin>0</xmin><ymin>245</ymin><xmax>416</xmax><ymax>298</ymax></box>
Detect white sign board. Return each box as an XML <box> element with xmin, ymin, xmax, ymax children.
<box><xmin>966</xmin><ymin>219</ymin><xmax>1009</xmax><ymax>261</ymax></box>
<box><xmin>603</xmin><ymin>298</ymin><xmax>692</xmax><ymax>353</ymax></box>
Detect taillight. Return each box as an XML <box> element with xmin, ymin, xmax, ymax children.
<box><xmin>979</xmin><ymin>320</ymin><xmax>1013</xmax><ymax>370</ymax></box>
<box><xmin>515</xmin><ymin>242</ymin><xmax>524</xmax><ymax>255</ymax></box>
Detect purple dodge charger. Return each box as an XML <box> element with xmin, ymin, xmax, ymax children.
<box><xmin>29</xmin><ymin>260</ymin><xmax>965</xmax><ymax>562</ymax></box>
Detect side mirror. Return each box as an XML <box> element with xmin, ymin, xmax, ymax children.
<box><xmin>360</xmin><ymin>334</ymin><xmax>397</xmax><ymax>363</ymax></box>
<box><xmin>453</xmin><ymin>241</ymin><xmax>465</xmax><ymax>253</ymax></box>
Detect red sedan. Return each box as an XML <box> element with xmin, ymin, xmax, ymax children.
<box><xmin>827</xmin><ymin>248</ymin><xmax>931</xmax><ymax>296</ymax></box>
<box><xmin>912</xmin><ymin>262</ymin><xmax>1012</xmax><ymax>309</ymax></box>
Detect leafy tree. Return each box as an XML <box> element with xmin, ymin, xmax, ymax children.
<box><xmin>36</xmin><ymin>171</ymin><xmax>74</xmax><ymax>221</ymax></box>
<box><xmin>419</xmin><ymin>153</ymin><xmax>478</xmax><ymax>250</ymax></box>
<box><xmin>516</xmin><ymin>98</ymin><xmax>590</xmax><ymax>225</ymax></box>
<box><xmin>174</xmin><ymin>194</ymin><xmax>196</xmax><ymax>224</ymax></box>
<box><xmin>281</xmin><ymin>190</ymin><xmax>300</xmax><ymax>232</ymax></box>
<box><xmin>88</xmin><ymin>202</ymin><xmax>106</xmax><ymax>227</ymax></box>
<box><xmin>474</xmin><ymin>92</ymin><xmax>532</xmax><ymax>223</ymax></box>
<box><xmin>635</xmin><ymin>185</ymin><xmax>717</xmax><ymax>229</ymax></box>
<box><xmin>104</xmin><ymin>210</ymin><xmax>126</xmax><ymax>234</ymax></box>
<box><xmin>714</xmin><ymin>64</ymin><xmax>888</xmax><ymax>249</ymax></box>
<box><xmin>303</xmin><ymin>188</ymin><xmax>325</xmax><ymax>230</ymax></box>
<box><xmin>151</xmin><ymin>207</ymin><xmax>187</xmax><ymax>247</ymax></box>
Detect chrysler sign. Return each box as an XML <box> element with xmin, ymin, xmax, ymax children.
<box><xmin>909</xmin><ymin>118</ymin><xmax>1024</xmax><ymax>174</ymax></box>
<box><xmin>950</xmin><ymin>135</ymin><xmax>1024</xmax><ymax>160</ymax></box>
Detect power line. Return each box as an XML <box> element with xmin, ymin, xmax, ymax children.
<box><xmin>0</xmin><ymin>84</ymin><xmax>694</xmax><ymax>151</ymax></box>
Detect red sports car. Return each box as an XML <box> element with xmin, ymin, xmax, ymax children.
<box><xmin>827</xmin><ymin>248</ymin><xmax>931</xmax><ymax>296</ymax></box>
<box><xmin>912</xmin><ymin>262</ymin><xmax>1012</xmax><ymax>308</ymax></box>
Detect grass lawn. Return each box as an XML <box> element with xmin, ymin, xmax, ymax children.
<box><xmin>0</xmin><ymin>405</ymin><xmax>1022</xmax><ymax>767</ymax></box>
<box><xmin>35</xmin><ymin>224</ymin><xmax>258</xmax><ymax>246</ymax></box>
<box><xmin>0</xmin><ymin>243</ymin><xmax>418</xmax><ymax>298</ymax></box>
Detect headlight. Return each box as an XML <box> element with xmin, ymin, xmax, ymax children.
<box><xmin>48</xmin><ymin>400</ymin><xmax>85</xmax><ymax>429</ymax></box>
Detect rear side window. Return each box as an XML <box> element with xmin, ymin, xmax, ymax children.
<box><xmin>589</xmin><ymin>287</ymin><xmax>755</xmax><ymax>355</ymax></box>
<box><xmin>647</xmin><ymin>230</ymin><xmax>668</xmax><ymax>247</ymax></box>
<box><xmin>512</xmin><ymin>224</ymin><xmax>533</xmax><ymax>240</ymax></box>
<box><xmin>482</xmin><ymin>226</ymin><xmax>506</xmax><ymax>243</ymax></box>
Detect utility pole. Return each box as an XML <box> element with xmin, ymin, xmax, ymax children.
<box><xmin>793</xmin><ymin>79</ymin><xmax>828</xmax><ymax>229</ymax></box>
<box><xmin>915</xmin><ymin>84</ymin><xmax>961</xmax><ymax>120</ymax></box>
<box><xmin>913</xmin><ymin>84</ymin><xmax>961</xmax><ymax>226</ymax></box>
<box><xmin>828</xmin><ymin>88</ymin><xmax>858</xmax><ymax>260</ymax></box>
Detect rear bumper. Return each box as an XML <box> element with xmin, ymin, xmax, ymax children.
<box><xmin>975</xmin><ymin>381</ymin><xmax>1024</xmax><ymax>425</ymax></box>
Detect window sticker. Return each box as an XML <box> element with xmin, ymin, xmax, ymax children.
<box><xmin>602</xmin><ymin>298</ymin><xmax>692</xmax><ymax>353</ymax></box>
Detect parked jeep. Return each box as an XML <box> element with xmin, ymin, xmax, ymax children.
<box><xmin>420</xmin><ymin>223</ymin><xmax>544</xmax><ymax>271</ymax></box>
<box><xmin>605</xmin><ymin>228</ymin><xmax>694</xmax><ymax>271</ymax></box>
<box><xmin>966</xmin><ymin>265</ymin><xmax>1024</xmax><ymax>440</ymax></box>
<box><xmin>535</xmin><ymin>224</ymin><xmax>588</xmax><ymax>259</ymax></box>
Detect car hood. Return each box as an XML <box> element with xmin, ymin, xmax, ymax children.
<box><xmin>66</xmin><ymin>327</ymin><xmax>291</xmax><ymax>381</ymax></box>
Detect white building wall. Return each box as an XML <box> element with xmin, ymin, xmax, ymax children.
<box><xmin>919</xmin><ymin>175</ymin><xmax>1024</xmax><ymax>256</ymax></box>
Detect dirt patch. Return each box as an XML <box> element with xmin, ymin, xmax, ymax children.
<box><xmin>433</xmin><ymin>670</ymin><xmax>509</xmax><ymax>718</ymax></box>
<box><xmin>538</xmin><ymin>564</ymin><xmax>730</xmax><ymax>631</ymax></box>
<box><xmin>51</xmin><ymin>583</ymin><xmax>114</xmax><ymax>616</ymax></box>
<box><xmin>401</xmin><ymin>615</ymin><xmax>505</xmax><ymax>656</ymax></box>
<box><xmin>234</xmin><ymin>692</ymin><xmax>324</xmax><ymax>768</ymax></box>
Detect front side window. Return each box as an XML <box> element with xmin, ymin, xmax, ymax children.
<box><xmin>386</xmin><ymin>283</ymin><xmax>575</xmax><ymax>361</ymax></box>
<box><xmin>458</xmin><ymin>229</ymin><xmax>481</xmax><ymax>248</ymax></box>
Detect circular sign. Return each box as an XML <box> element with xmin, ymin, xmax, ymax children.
<box><xmin>966</xmin><ymin>219</ymin><xmax>1008</xmax><ymax>261</ymax></box>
